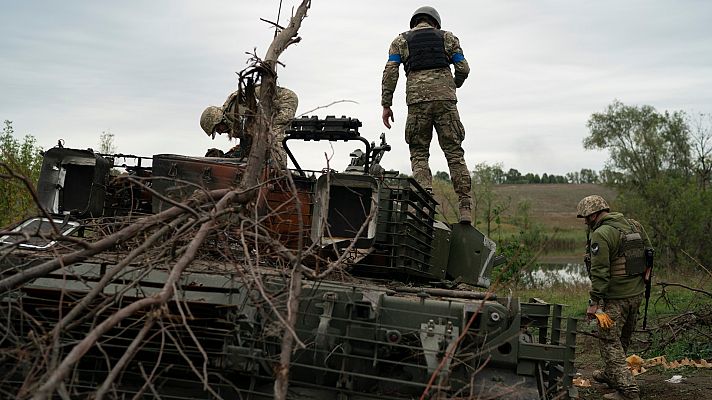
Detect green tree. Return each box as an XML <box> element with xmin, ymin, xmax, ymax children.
<box><xmin>505</xmin><ymin>168</ymin><xmax>521</xmax><ymax>184</ymax></box>
<box><xmin>99</xmin><ymin>130</ymin><xmax>117</xmax><ymax>154</ymax></box>
<box><xmin>432</xmin><ymin>178</ymin><xmax>458</xmax><ymax>222</ymax></box>
<box><xmin>585</xmin><ymin>99</ymin><xmax>692</xmax><ymax>190</ymax></box>
<box><xmin>689</xmin><ymin>112</ymin><xmax>712</xmax><ymax>190</ymax></box>
<box><xmin>584</xmin><ymin>101</ymin><xmax>711</xmax><ymax>266</ymax></box>
<box><xmin>598</xmin><ymin>168</ymin><xmax>623</xmax><ymax>185</ymax></box>
<box><xmin>579</xmin><ymin>168</ymin><xmax>599</xmax><ymax>184</ymax></box>
<box><xmin>0</xmin><ymin>120</ymin><xmax>43</xmax><ymax>227</ymax></box>
<box><xmin>492</xmin><ymin>165</ymin><xmax>505</xmax><ymax>184</ymax></box>
<box><xmin>434</xmin><ymin>170</ymin><xmax>450</xmax><ymax>182</ymax></box>
<box><xmin>472</xmin><ymin>162</ymin><xmax>511</xmax><ymax>236</ymax></box>
<box><xmin>566</xmin><ymin>171</ymin><xmax>580</xmax><ymax>184</ymax></box>
<box><xmin>492</xmin><ymin>200</ymin><xmax>545</xmax><ymax>287</ymax></box>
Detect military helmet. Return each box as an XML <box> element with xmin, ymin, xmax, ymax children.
<box><xmin>576</xmin><ymin>195</ymin><xmax>610</xmax><ymax>218</ymax></box>
<box><xmin>200</xmin><ymin>106</ymin><xmax>224</xmax><ymax>135</ymax></box>
<box><xmin>410</xmin><ymin>6</ymin><xmax>441</xmax><ymax>29</ymax></box>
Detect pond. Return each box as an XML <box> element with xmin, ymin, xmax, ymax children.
<box><xmin>521</xmin><ymin>263</ymin><xmax>589</xmax><ymax>288</ymax></box>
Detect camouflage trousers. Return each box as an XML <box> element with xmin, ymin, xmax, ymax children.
<box><xmin>598</xmin><ymin>294</ymin><xmax>643</xmax><ymax>396</ymax></box>
<box><xmin>270</xmin><ymin>123</ymin><xmax>289</xmax><ymax>170</ymax></box>
<box><xmin>405</xmin><ymin>101</ymin><xmax>471</xmax><ymax>207</ymax></box>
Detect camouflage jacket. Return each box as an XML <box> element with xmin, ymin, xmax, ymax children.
<box><xmin>588</xmin><ymin>212</ymin><xmax>652</xmax><ymax>302</ymax></box>
<box><xmin>381</xmin><ymin>22</ymin><xmax>470</xmax><ymax>107</ymax></box>
<box><xmin>223</xmin><ymin>85</ymin><xmax>299</xmax><ymax>138</ymax></box>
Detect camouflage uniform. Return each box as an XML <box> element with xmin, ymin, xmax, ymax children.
<box><xmin>582</xmin><ymin>202</ymin><xmax>652</xmax><ymax>399</ymax></box>
<box><xmin>261</xmin><ymin>86</ymin><xmax>298</xmax><ymax>168</ymax></box>
<box><xmin>597</xmin><ymin>294</ymin><xmax>643</xmax><ymax>397</ymax></box>
<box><xmin>381</xmin><ymin>21</ymin><xmax>472</xmax><ymax>210</ymax></box>
<box><xmin>209</xmin><ymin>85</ymin><xmax>298</xmax><ymax>167</ymax></box>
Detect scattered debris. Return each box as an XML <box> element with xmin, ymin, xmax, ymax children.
<box><xmin>665</xmin><ymin>375</ymin><xmax>685</xmax><ymax>384</ymax></box>
<box><xmin>573</xmin><ymin>373</ymin><xmax>592</xmax><ymax>387</ymax></box>
<box><xmin>626</xmin><ymin>355</ymin><xmax>647</xmax><ymax>376</ymax></box>
<box><xmin>625</xmin><ymin>354</ymin><xmax>712</xmax><ymax>375</ymax></box>
<box><xmin>645</xmin><ymin>355</ymin><xmax>712</xmax><ymax>369</ymax></box>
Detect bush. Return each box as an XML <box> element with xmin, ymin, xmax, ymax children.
<box><xmin>0</xmin><ymin>120</ymin><xmax>43</xmax><ymax>227</ymax></box>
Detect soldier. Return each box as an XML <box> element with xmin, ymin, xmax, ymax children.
<box><xmin>200</xmin><ymin>85</ymin><xmax>298</xmax><ymax>167</ymax></box>
<box><xmin>577</xmin><ymin>195</ymin><xmax>653</xmax><ymax>400</ymax></box>
<box><xmin>381</xmin><ymin>6</ymin><xmax>473</xmax><ymax>223</ymax></box>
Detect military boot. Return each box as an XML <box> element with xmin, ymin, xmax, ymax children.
<box><xmin>458</xmin><ymin>197</ymin><xmax>472</xmax><ymax>224</ymax></box>
<box><xmin>592</xmin><ymin>369</ymin><xmax>612</xmax><ymax>387</ymax></box>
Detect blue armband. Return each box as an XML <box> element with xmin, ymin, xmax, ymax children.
<box><xmin>451</xmin><ymin>53</ymin><xmax>465</xmax><ymax>63</ymax></box>
<box><xmin>388</xmin><ymin>54</ymin><xmax>401</xmax><ymax>63</ymax></box>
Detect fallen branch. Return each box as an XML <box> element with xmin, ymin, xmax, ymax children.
<box><xmin>659</xmin><ymin>281</ymin><xmax>712</xmax><ymax>298</ymax></box>
<box><xmin>32</xmin><ymin>187</ymin><xmax>243</xmax><ymax>399</ymax></box>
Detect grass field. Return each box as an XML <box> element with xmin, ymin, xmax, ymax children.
<box><xmin>433</xmin><ymin>182</ymin><xmax>618</xmax><ymax>258</ymax></box>
<box><xmin>496</xmin><ymin>183</ymin><xmax>618</xmax><ymax>257</ymax></box>
<box><xmin>492</xmin><ymin>183</ymin><xmax>618</xmax><ymax>231</ymax></box>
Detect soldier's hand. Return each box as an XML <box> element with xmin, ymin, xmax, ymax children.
<box><xmin>454</xmin><ymin>72</ymin><xmax>466</xmax><ymax>88</ymax></box>
<box><xmin>382</xmin><ymin>107</ymin><xmax>394</xmax><ymax>129</ymax></box>
<box><xmin>594</xmin><ymin>310</ymin><xmax>614</xmax><ymax>329</ymax></box>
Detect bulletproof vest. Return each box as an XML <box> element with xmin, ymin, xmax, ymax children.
<box><xmin>610</xmin><ymin>219</ymin><xmax>646</xmax><ymax>277</ymax></box>
<box><xmin>403</xmin><ymin>28</ymin><xmax>449</xmax><ymax>75</ymax></box>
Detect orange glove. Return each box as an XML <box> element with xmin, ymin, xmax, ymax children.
<box><xmin>594</xmin><ymin>310</ymin><xmax>614</xmax><ymax>329</ymax></box>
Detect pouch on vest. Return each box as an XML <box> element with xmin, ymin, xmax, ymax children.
<box><xmin>621</xmin><ymin>231</ymin><xmax>646</xmax><ymax>276</ymax></box>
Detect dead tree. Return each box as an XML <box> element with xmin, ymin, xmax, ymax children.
<box><xmin>1</xmin><ymin>2</ymin><xmax>316</xmax><ymax>400</ymax></box>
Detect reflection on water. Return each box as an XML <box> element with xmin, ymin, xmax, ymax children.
<box><xmin>522</xmin><ymin>263</ymin><xmax>589</xmax><ymax>288</ymax></box>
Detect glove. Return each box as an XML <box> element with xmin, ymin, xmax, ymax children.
<box><xmin>594</xmin><ymin>310</ymin><xmax>614</xmax><ymax>329</ymax></box>
<box><xmin>454</xmin><ymin>72</ymin><xmax>466</xmax><ymax>88</ymax></box>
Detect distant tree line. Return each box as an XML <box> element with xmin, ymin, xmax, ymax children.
<box><xmin>435</xmin><ymin>166</ymin><xmax>603</xmax><ymax>185</ymax></box>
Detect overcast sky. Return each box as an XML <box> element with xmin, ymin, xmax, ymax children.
<box><xmin>2</xmin><ymin>1</ymin><xmax>711</xmax><ymax>176</ymax></box>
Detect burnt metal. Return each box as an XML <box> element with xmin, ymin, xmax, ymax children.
<box><xmin>0</xmin><ymin>117</ymin><xmax>579</xmax><ymax>399</ymax></box>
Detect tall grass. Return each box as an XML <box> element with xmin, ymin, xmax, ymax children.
<box><xmin>507</xmin><ymin>266</ymin><xmax>712</xmax><ymax>360</ymax></box>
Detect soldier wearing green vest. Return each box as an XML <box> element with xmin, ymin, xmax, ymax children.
<box><xmin>577</xmin><ymin>195</ymin><xmax>653</xmax><ymax>400</ymax></box>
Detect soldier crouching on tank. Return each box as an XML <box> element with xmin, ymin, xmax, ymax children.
<box><xmin>380</xmin><ymin>6</ymin><xmax>473</xmax><ymax>224</ymax></box>
<box><xmin>200</xmin><ymin>84</ymin><xmax>298</xmax><ymax>168</ymax></box>
<box><xmin>577</xmin><ymin>195</ymin><xmax>654</xmax><ymax>400</ymax></box>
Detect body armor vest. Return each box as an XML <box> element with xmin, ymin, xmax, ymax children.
<box><xmin>403</xmin><ymin>28</ymin><xmax>449</xmax><ymax>75</ymax></box>
<box><xmin>610</xmin><ymin>219</ymin><xmax>646</xmax><ymax>277</ymax></box>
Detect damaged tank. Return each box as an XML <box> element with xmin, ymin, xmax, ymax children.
<box><xmin>0</xmin><ymin>116</ymin><xmax>578</xmax><ymax>399</ymax></box>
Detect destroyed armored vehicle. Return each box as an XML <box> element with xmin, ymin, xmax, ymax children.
<box><xmin>0</xmin><ymin>116</ymin><xmax>578</xmax><ymax>399</ymax></box>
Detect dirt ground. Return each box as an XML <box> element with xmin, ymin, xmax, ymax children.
<box><xmin>574</xmin><ymin>334</ymin><xmax>712</xmax><ymax>400</ymax></box>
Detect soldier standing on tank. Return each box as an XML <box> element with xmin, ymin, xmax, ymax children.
<box><xmin>577</xmin><ymin>195</ymin><xmax>654</xmax><ymax>400</ymax></box>
<box><xmin>200</xmin><ymin>85</ymin><xmax>298</xmax><ymax>168</ymax></box>
<box><xmin>380</xmin><ymin>6</ymin><xmax>473</xmax><ymax>224</ymax></box>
